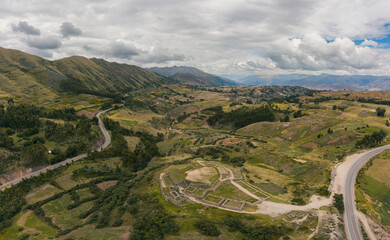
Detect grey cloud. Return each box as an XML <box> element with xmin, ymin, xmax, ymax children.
<box><xmin>84</xmin><ymin>41</ymin><xmax>141</xmax><ymax>60</ymax></box>
<box><xmin>27</xmin><ymin>37</ymin><xmax>62</xmax><ymax>50</ymax></box>
<box><xmin>108</xmin><ymin>41</ymin><xmax>140</xmax><ymax>59</ymax></box>
<box><xmin>137</xmin><ymin>53</ymin><xmax>186</xmax><ymax>64</ymax></box>
<box><xmin>60</xmin><ymin>22</ymin><xmax>82</xmax><ymax>38</ymax></box>
<box><xmin>11</xmin><ymin>21</ymin><xmax>40</xmax><ymax>35</ymax></box>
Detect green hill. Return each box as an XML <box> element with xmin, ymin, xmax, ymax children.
<box><xmin>0</xmin><ymin>47</ymin><xmax>171</xmax><ymax>100</ymax></box>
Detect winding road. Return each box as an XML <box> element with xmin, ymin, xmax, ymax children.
<box><xmin>343</xmin><ymin>144</ymin><xmax>390</xmax><ymax>240</ymax></box>
<box><xmin>0</xmin><ymin>107</ymin><xmax>114</xmax><ymax>191</ymax></box>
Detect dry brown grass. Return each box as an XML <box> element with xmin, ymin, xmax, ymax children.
<box><xmin>97</xmin><ymin>180</ymin><xmax>118</xmax><ymax>191</ymax></box>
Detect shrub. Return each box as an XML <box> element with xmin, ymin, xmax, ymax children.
<box><xmin>334</xmin><ymin>194</ymin><xmax>344</xmax><ymax>214</ymax></box>
<box><xmin>194</xmin><ymin>220</ymin><xmax>221</xmax><ymax>236</ymax></box>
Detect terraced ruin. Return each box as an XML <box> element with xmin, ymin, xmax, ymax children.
<box><xmin>159</xmin><ymin>159</ymin><xmax>270</xmax><ymax>211</ymax></box>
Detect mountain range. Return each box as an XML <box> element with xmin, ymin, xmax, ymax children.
<box><xmin>237</xmin><ymin>74</ymin><xmax>390</xmax><ymax>91</ymax></box>
<box><xmin>148</xmin><ymin>66</ymin><xmax>237</xmax><ymax>87</ymax></box>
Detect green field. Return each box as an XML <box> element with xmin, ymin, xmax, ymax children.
<box><xmin>3</xmin><ymin>85</ymin><xmax>390</xmax><ymax>239</ymax></box>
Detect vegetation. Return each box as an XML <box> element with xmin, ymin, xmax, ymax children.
<box><xmin>355</xmin><ymin>130</ymin><xmax>387</xmax><ymax>148</ymax></box>
<box><xmin>334</xmin><ymin>194</ymin><xmax>344</xmax><ymax>214</ymax></box>
<box><xmin>3</xmin><ymin>81</ymin><xmax>390</xmax><ymax>239</ymax></box>
<box><xmin>194</xmin><ymin>220</ymin><xmax>221</xmax><ymax>236</ymax></box>
<box><xmin>376</xmin><ymin>107</ymin><xmax>386</xmax><ymax>117</ymax></box>
<box><xmin>207</xmin><ymin>104</ymin><xmax>275</xmax><ymax>128</ymax></box>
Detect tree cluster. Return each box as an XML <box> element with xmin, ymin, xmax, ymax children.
<box><xmin>355</xmin><ymin>130</ymin><xmax>387</xmax><ymax>148</ymax></box>
<box><xmin>207</xmin><ymin>105</ymin><xmax>275</xmax><ymax>129</ymax></box>
<box><xmin>376</xmin><ymin>107</ymin><xmax>386</xmax><ymax>117</ymax></box>
<box><xmin>333</xmin><ymin>194</ymin><xmax>344</xmax><ymax>214</ymax></box>
<box><xmin>223</xmin><ymin>216</ymin><xmax>289</xmax><ymax>240</ymax></box>
<box><xmin>0</xmin><ymin>105</ymin><xmax>40</xmax><ymax>129</ymax></box>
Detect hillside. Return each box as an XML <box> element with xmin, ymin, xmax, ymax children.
<box><xmin>148</xmin><ymin>66</ymin><xmax>237</xmax><ymax>87</ymax></box>
<box><xmin>3</xmin><ymin>86</ymin><xmax>390</xmax><ymax>239</ymax></box>
<box><xmin>54</xmin><ymin>57</ymin><xmax>170</xmax><ymax>95</ymax></box>
<box><xmin>239</xmin><ymin>74</ymin><xmax>390</xmax><ymax>91</ymax></box>
<box><xmin>0</xmin><ymin>47</ymin><xmax>171</xmax><ymax>100</ymax></box>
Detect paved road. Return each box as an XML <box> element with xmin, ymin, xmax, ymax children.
<box><xmin>0</xmin><ymin>107</ymin><xmax>114</xmax><ymax>191</ymax></box>
<box><xmin>344</xmin><ymin>144</ymin><xmax>390</xmax><ymax>240</ymax></box>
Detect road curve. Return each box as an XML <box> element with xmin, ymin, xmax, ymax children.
<box><xmin>0</xmin><ymin>107</ymin><xmax>114</xmax><ymax>191</ymax></box>
<box><xmin>344</xmin><ymin>144</ymin><xmax>390</xmax><ymax>240</ymax></box>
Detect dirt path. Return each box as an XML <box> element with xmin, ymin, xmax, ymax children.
<box><xmin>230</xmin><ymin>180</ymin><xmax>261</xmax><ymax>200</ymax></box>
<box><xmin>357</xmin><ymin>211</ymin><xmax>377</xmax><ymax>240</ymax></box>
<box><xmin>308</xmin><ymin>211</ymin><xmax>324</xmax><ymax>239</ymax></box>
<box><xmin>255</xmin><ymin>195</ymin><xmax>333</xmax><ymax>217</ymax></box>
<box><xmin>160</xmin><ymin>172</ymin><xmax>167</xmax><ymax>188</ymax></box>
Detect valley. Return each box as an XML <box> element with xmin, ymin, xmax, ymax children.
<box><xmin>1</xmin><ymin>70</ymin><xmax>390</xmax><ymax>239</ymax></box>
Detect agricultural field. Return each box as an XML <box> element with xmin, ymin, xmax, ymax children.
<box><xmin>2</xmin><ymin>85</ymin><xmax>390</xmax><ymax>239</ymax></box>
<box><xmin>356</xmin><ymin>150</ymin><xmax>390</xmax><ymax>232</ymax></box>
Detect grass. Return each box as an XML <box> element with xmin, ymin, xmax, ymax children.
<box><xmin>54</xmin><ymin>201</ymin><xmax>94</xmax><ymax>229</ymax></box>
<box><xmin>43</xmin><ymin>193</ymin><xmax>94</xmax><ymax>229</ymax></box>
<box><xmin>254</xmin><ymin>182</ymin><xmax>287</xmax><ymax>195</ymax></box>
<box><xmin>124</xmin><ymin>136</ymin><xmax>140</xmax><ymax>151</ymax></box>
<box><xmin>77</xmin><ymin>187</ymin><xmax>94</xmax><ymax>200</ymax></box>
<box><xmin>24</xmin><ymin>211</ymin><xmax>57</xmax><ymax>236</ymax></box>
<box><xmin>365</xmin><ymin>158</ymin><xmax>390</xmax><ymax>186</ymax></box>
<box><xmin>25</xmin><ymin>184</ymin><xmax>61</xmax><ymax>204</ymax></box>
<box><xmin>42</xmin><ymin>194</ymin><xmax>72</xmax><ymax>215</ymax></box>
<box><xmin>223</xmin><ymin>199</ymin><xmax>243</xmax><ymax>208</ymax></box>
<box><xmin>62</xmin><ymin>224</ymin><xmax>126</xmax><ymax>240</ymax></box>
<box><xmin>358</xmin><ymin>173</ymin><xmax>390</xmax><ymax>227</ymax></box>
<box><xmin>214</xmin><ymin>182</ymin><xmax>257</xmax><ymax>203</ymax></box>
<box><xmin>205</xmin><ymin>194</ymin><xmax>223</xmax><ymax>203</ymax></box>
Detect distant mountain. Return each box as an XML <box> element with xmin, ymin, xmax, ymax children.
<box><xmin>238</xmin><ymin>74</ymin><xmax>390</xmax><ymax>91</ymax></box>
<box><xmin>148</xmin><ymin>66</ymin><xmax>238</xmax><ymax>87</ymax></box>
<box><xmin>0</xmin><ymin>47</ymin><xmax>171</xmax><ymax>99</ymax></box>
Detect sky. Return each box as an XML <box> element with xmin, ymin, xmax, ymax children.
<box><xmin>1</xmin><ymin>0</ymin><xmax>390</xmax><ymax>76</ymax></box>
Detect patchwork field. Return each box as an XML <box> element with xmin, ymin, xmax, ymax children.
<box><xmin>3</xmin><ymin>86</ymin><xmax>390</xmax><ymax>239</ymax></box>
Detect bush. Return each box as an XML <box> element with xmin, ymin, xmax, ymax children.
<box><xmin>194</xmin><ymin>220</ymin><xmax>221</xmax><ymax>236</ymax></box>
<box><xmin>376</xmin><ymin>107</ymin><xmax>386</xmax><ymax>117</ymax></box>
<box><xmin>224</xmin><ymin>216</ymin><xmax>244</xmax><ymax>232</ymax></box>
<box><xmin>334</xmin><ymin>194</ymin><xmax>344</xmax><ymax>214</ymax></box>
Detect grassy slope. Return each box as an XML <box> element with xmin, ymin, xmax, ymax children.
<box><xmin>0</xmin><ymin>47</ymin><xmax>170</xmax><ymax>102</ymax></box>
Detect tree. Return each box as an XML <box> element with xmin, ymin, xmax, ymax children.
<box><xmin>293</xmin><ymin>110</ymin><xmax>303</xmax><ymax>118</ymax></box>
<box><xmin>376</xmin><ymin>107</ymin><xmax>386</xmax><ymax>117</ymax></box>
<box><xmin>21</xmin><ymin>143</ymin><xmax>48</xmax><ymax>166</ymax></box>
<box><xmin>334</xmin><ymin>194</ymin><xmax>344</xmax><ymax>214</ymax></box>
<box><xmin>332</xmin><ymin>105</ymin><xmax>337</xmax><ymax>110</ymax></box>
<box><xmin>7</xmin><ymin>98</ymin><xmax>14</xmax><ymax>105</ymax></box>
<box><xmin>0</xmin><ymin>133</ymin><xmax>13</xmax><ymax>148</ymax></box>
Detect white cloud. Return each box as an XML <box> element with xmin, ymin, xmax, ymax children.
<box><xmin>264</xmin><ymin>33</ymin><xmax>378</xmax><ymax>71</ymax></box>
<box><xmin>361</xmin><ymin>39</ymin><xmax>378</xmax><ymax>47</ymax></box>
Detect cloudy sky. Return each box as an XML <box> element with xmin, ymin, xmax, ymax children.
<box><xmin>1</xmin><ymin>0</ymin><xmax>390</xmax><ymax>76</ymax></box>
